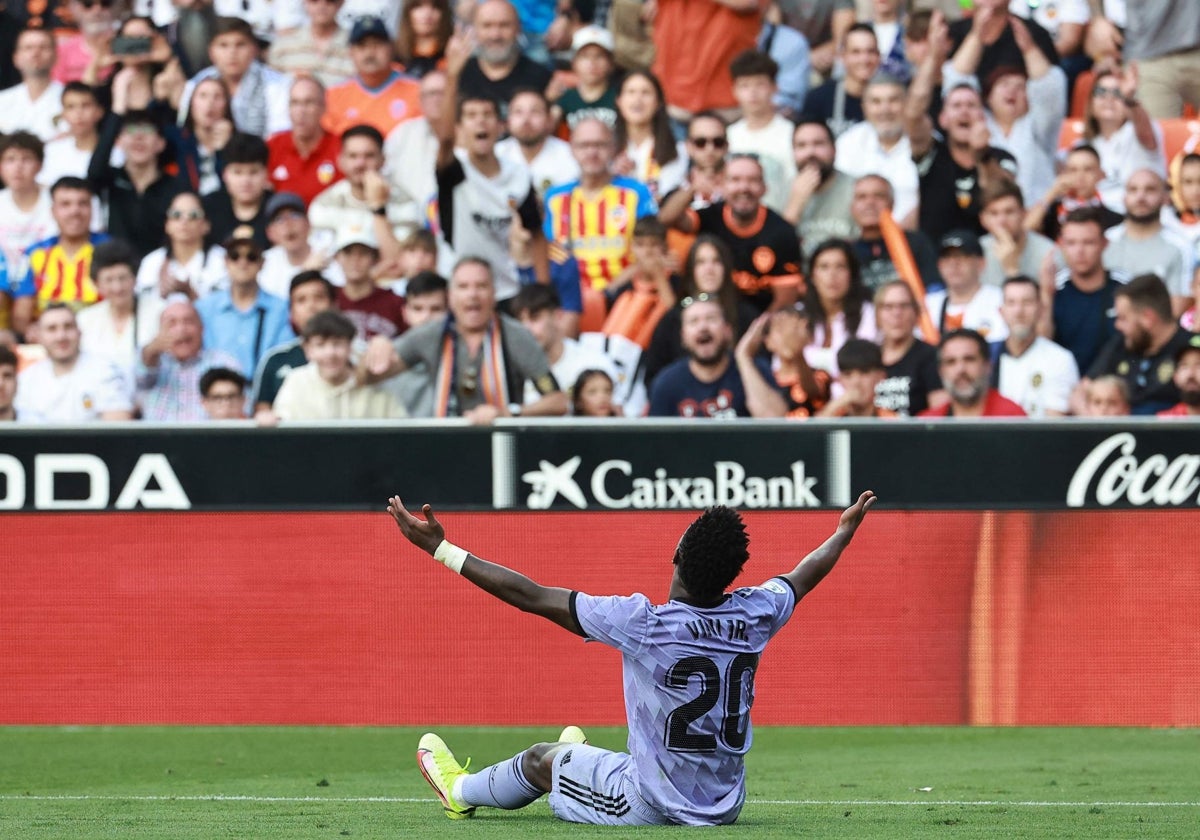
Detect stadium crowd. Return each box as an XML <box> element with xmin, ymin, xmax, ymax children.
<box><xmin>0</xmin><ymin>0</ymin><xmax>1198</xmax><ymax>425</ymax></box>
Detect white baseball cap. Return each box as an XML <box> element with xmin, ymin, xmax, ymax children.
<box><xmin>572</xmin><ymin>25</ymin><xmax>614</xmax><ymax>56</ymax></box>
<box><xmin>335</xmin><ymin>221</ymin><xmax>379</xmax><ymax>253</ymax></box>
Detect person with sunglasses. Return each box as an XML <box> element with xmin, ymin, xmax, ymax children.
<box><xmin>136</xmin><ymin>192</ymin><xmax>230</xmax><ymax>305</ymax></box>
<box><xmin>195</xmin><ymin>226</ymin><xmax>294</xmax><ymax>377</ymax></box>
<box><xmin>657</xmin><ymin>111</ymin><xmax>728</xmax><ymax>237</ymax></box>
<box><xmin>1081</xmin><ymin>66</ymin><xmax>1166</xmax><ymax>213</ymax></box>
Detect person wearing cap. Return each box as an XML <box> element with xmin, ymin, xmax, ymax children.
<box><xmin>1070</xmin><ymin>273</ymin><xmax>1192</xmax><ymax>416</ymax></box>
<box><xmin>919</xmin><ymin>327</ymin><xmax>1027</xmax><ymax>418</ymax></box>
<box><xmin>268</xmin><ymin>0</ymin><xmax>355</xmax><ymax>89</ymax></box>
<box><xmin>978</xmin><ymin>179</ymin><xmax>1055</xmax><ymax>289</ymax></box>
<box><xmin>925</xmin><ymin>229</ymin><xmax>1007</xmax><ymax>342</ymax></box>
<box><xmin>259</xmin><ymin>191</ymin><xmax>344</xmax><ymax>300</ymax></box>
<box><xmin>1157</xmin><ymin>334</ymin><xmax>1200</xmax><ymax>417</ymax></box>
<box><xmin>835</xmin><ymin>73</ymin><xmax>920</xmax><ymax>228</ymax></box>
<box><xmin>266</xmin><ymin>76</ymin><xmax>345</xmax><ymax>207</ymax></box>
<box><xmin>496</xmin><ymin>88</ymin><xmax>579</xmax><ymax>200</ymax></box>
<box><xmin>334</xmin><ymin>222</ymin><xmax>406</xmax><ymax>341</ymax></box>
<box><xmin>195</xmin><ymin>226</ymin><xmax>294</xmax><ymax>376</ymax></box>
<box><xmin>324</xmin><ymin>15</ymin><xmax>423</xmax><ymax>137</ymax></box>
<box><xmin>86</xmin><ymin>107</ymin><xmax>180</xmax><ymax>261</ymax></box>
<box><xmin>177</xmin><ymin>17</ymin><xmax>291</xmax><ymax>139</ymax></box>
<box><xmin>553</xmin><ymin>25</ymin><xmax>618</xmax><ymax>134</ymax></box>
<box><xmin>457</xmin><ymin>0</ymin><xmax>552</xmax><ymax>117</ymax></box>
<box><xmin>993</xmin><ymin>274</ymin><xmax>1079</xmax><ymax>418</ymax></box>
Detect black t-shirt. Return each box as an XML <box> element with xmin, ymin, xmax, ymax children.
<box><xmin>801</xmin><ymin>79</ymin><xmax>863</xmax><ymax>137</ymax></box>
<box><xmin>459</xmin><ymin>56</ymin><xmax>553</xmax><ymax>118</ymax></box>
<box><xmin>691</xmin><ymin>202</ymin><xmax>804</xmax><ymax>312</ymax></box>
<box><xmin>1040</xmin><ymin>199</ymin><xmax>1124</xmax><ymax>241</ymax></box>
<box><xmin>916</xmin><ymin>139</ymin><xmax>984</xmax><ymax>242</ymax></box>
<box><xmin>1086</xmin><ymin>328</ymin><xmax>1192</xmax><ymax>415</ymax></box>
<box><xmin>854</xmin><ymin>231</ymin><xmax>943</xmax><ymax>296</ymax></box>
<box><xmin>202</xmin><ymin>189</ymin><xmax>271</xmax><ymax>250</ymax></box>
<box><xmin>877</xmin><ymin>339</ymin><xmax>941</xmax><ymax>416</ymax></box>
<box><xmin>948</xmin><ymin>17</ymin><xmax>1058</xmax><ymax>88</ymax></box>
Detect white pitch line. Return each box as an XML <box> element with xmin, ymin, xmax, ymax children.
<box><xmin>1</xmin><ymin>795</ymin><xmax>1197</xmax><ymax>807</ymax></box>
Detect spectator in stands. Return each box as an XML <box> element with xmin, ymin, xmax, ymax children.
<box><xmin>496</xmin><ymin>88</ymin><xmax>579</xmax><ymax>199</ymax></box>
<box><xmin>311</xmin><ymin>124</ymin><xmax>412</xmax><ymax>261</ymax></box>
<box><xmin>0</xmin><ymin>29</ymin><xmax>62</xmax><ymax>142</ymax></box>
<box><xmin>601</xmin><ymin>216</ymin><xmax>677</xmax><ymax>350</ymax></box>
<box><xmin>1083</xmin><ymin>67</ymin><xmax>1166</xmax><ymax>213</ymax></box>
<box><xmin>363</xmin><ymin>257</ymin><xmax>567</xmax><ymax>422</ymax></box>
<box><xmin>1081</xmin><ymin>374</ymin><xmax>1132</xmax><ymax>416</ymax></box>
<box><xmin>1072</xmin><ymin>273</ymin><xmax>1191</xmax><ymax>415</ymax></box>
<box><xmin>88</xmin><ymin>109</ymin><xmax>181</xmax><ymax>260</ymax></box>
<box><xmin>657</xmin><ymin>111</ymin><xmax>728</xmax><ymax>237</ymax></box>
<box><xmin>1026</xmin><ymin>145</ymin><xmax>1122</xmax><ymax>242</ymax></box>
<box><xmin>176</xmin><ymin>77</ymin><xmax>236</xmax><ymax>197</ymax></box>
<box><xmin>195</xmin><ymin>227</ymin><xmax>294</xmax><ymax>376</ymax></box>
<box><xmin>16</xmin><ymin>303</ymin><xmax>135</xmax><ymax>422</ymax></box>
<box><xmin>1104</xmin><ymin>170</ymin><xmax>1195</xmax><ymax>319</ymax></box>
<box><xmin>1181</xmin><ymin>268</ymin><xmax>1200</xmax><ymax>333</ymax></box>
<box><xmin>97</xmin><ymin>17</ymin><xmax>177</xmax><ymax>107</ymax></box>
<box><xmin>1042</xmin><ymin>207</ymin><xmax>1127</xmax><ymax>375</ymax></box>
<box><xmin>1008</xmin><ymin>0</ymin><xmax>1089</xmax><ymax>74</ymax></box>
<box><xmin>734</xmin><ymin>302</ymin><xmax>830</xmax><ymax>418</ymax></box>
<box><xmin>138</xmin><ymin>298</ymin><xmax>243</xmax><ymax>422</ymax></box>
<box><xmin>818</xmin><ymin>338</ymin><xmax>897</xmax><ymax>418</ymax></box>
<box><xmin>979</xmin><ymin>180</ymin><xmax>1056</xmax><ymax>288</ymax></box>
<box><xmin>200</xmin><ymin>366</ymin><xmax>249</xmax><ymax>420</ymax></box>
<box><xmin>271</xmin><ymin>309</ymin><xmax>407</xmax><ymax>421</ymax></box>
<box><xmin>803</xmin><ymin>238</ymin><xmax>877</xmax><ymax>380</ymax></box>
<box><xmin>947</xmin><ymin>15</ymin><xmax>1065</xmax><ymax>212</ymax></box>
<box><xmin>202</xmin><ymin>132</ymin><xmax>274</xmax><ymax>249</ymax></box>
<box><xmin>651</xmin><ymin>293</ymin><xmax>751</xmax><ymax>418</ymax></box>
<box><xmin>554</xmin><ymin>25</ymin><xmax>618</xmax><ymax>133</ymax></box>
<box><xmin>395</xmin><ymin>229</ymin><xmax>439</xmax><ymax>294</ymax></box>
<box><xmin>863</xmin><ymin>0</ymin><xmax>909</xmax><ymax>81</ymax></box>
<box><xmin>919</xmin><ymin>327</ymin><xmax>1027</xmax><ymax>417</ymax></box>
<box><xmin>266</xmin><ymin>77</ymin><xmax>344</xmax><ymax>208</ymax></box>
<box><xmin>77</xmin><ymin>240</ymin><xmax>159</xmax><ymax>381</ymax></box>
<box><xmin>388</xmin><ymin>268</ymin><xmax>448</xmax><ymax>417</ymax></box>
<box><xmin>512</xmin><ymin>283</ymin><xmax>619</xmax><ymax>404</ymax></box>
<box><xmin>384</xmin><ymin>70</ymin><xmax>445</xmax><ymax>235</ymax></box>
<box><xmin>672</xmin><ymin>154</ymin><xmax>803</xmax><ymax>313</ymax></box>
<box><xmin>727</xmin><ymin>51</ymin><xmax>796</xmax><ymax>216</ymax></box>
<box><xmin>802</xmin><ymin>23</ymin><xmax>880</xmax><ymax>137</ymax></box>
<box><xmin>613</xmin><ymin>70</ymin><xmax>687</xmax><ymax>201</ymax></box>
<box><xmin>1166</xmin><ymin>153</ymin><xmax>1200</xmax><ymax>247</ymax></box>
<box><xmin>874</xmin><ymin>279</ymin><xmax>946</xmax><ymax>416</ymax></box>
<box><xmin>907</xmin><ymin>12</ymin><xmax>1003</xmax><ymax>240</ymax></box>
<box><xmin>259</xmin><ymin>192</ymin><xmax>343</xmax><ymax>300</ymax></box>
<box><xmin>457</xmin><ymin>0</ymin><xmax>552</xmax><ymax>114</ymax></box>
<box><xmin>252</xmin><ymin>270</ymin><xmax>337</xmax><ymax>422</ymax></box>
<box><xmin>947</xmin><ymin>0</ymin><xmax>1057</xmax><ymax>85</ymax></box>
<box><xmin>10</xmin><ymin>178</ymin><xmax>109</xmax><ymax>337</ymax></box>
<box><xmin>40</xmin><ymin>82</ymin><xmax>102</xmax><ymax>186</ymax></box>
<box><xmin>784</xmin><ymin>118</ymin><xmax>857</xmax><ymax>257</ymax></box>
<box><xmin>396</xmin><ymin>0</ymin><xmax>453</xmax><ymax>79</ymax></box>
<box><xmin>0</xmin><ymin>343</ymin><xmax>16</xmax><ymax>421</ymax></box>
<box><xmin>757</xmin><ymin>14</ymin><xmax>809</xmax><ymax>120</ymax></box>
<box><xmin>850</xmin><ymin>174</ymin><xmax>941</xmax><ymax>294</ymax></box>
<box><xmin>0</xmin><ymin>133</ymin><xmax>56</xmax><ymax>302</ymax></box>
<box><xmin>994</xmin><ymin>274</ymin><xmax>1079</xmax><ymax>417</ymax></box>
<box><xmin>324</xmin><ymin>16</ymin><xmax>423</xmax><ymax>137</ymax></box>
<box><xmin>136</xmin><ymin>192</ymin><xmax>230</xmax><ymax>305</ymax></box>
<box><xmin>178</xmin><ymin>17</ymin><xmax>291</xmax><ymax>138</ymax></box>
<box><xmin>55</xmin><ymin>0</ymin><xmax>119</xmax><ymax>85</ymax></box>
<box><xmin>835</xmin><ymin>73</ymin><xmax>920</xmax><ymax>227</ymax></box>
<box><xmin>433</xmin><ymin>36</ymin><xmax>546</xmax><ymax>305</ymax></box>
<box><xmin>1157</xmin><ymin>334</ymin><xmax>1200</xmax><ymax>417</ymax></box>
<box><xmin>571</xmin><ymin>368</ymin><xmax>621</xmax><ymax>417</ymax></box>
<box><xmin>1122</xmin><ymin>0</ymin><xmax>1200</xmax><ymax>119</ymax></box>
<box><xmin>777</xmin><ymin>0</ymin><xmax>854</xmax><ymax>81</ymax></box>
<box><xmin>926</xmin><ymin>229</ymin><xmax>1007</xmax><ymax>342</ymax></box>
<box><xmin>334</xmin><ymin>222</ymin><xmax>406</xmax><ymax>341</ymax></box>
<box><xmin>269</xmin><ymin>0</ymin><xmax>355</xmax><ymax>88</ymax></box>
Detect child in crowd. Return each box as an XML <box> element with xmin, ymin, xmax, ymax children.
<box><xmin>1167</xmin><ymin>152</ymin><xmax>1200</xmax><ymax>245</ymax></box>
<box><xmin>392</xmin><ymin>229</ymin><xmax>439</xmax><ymax>295</ymax></box>
<box><xmin>40</xmin><ymin>82</ymin><xmax>103</xmax><ymax>186</ymax></box>
<box><xmin>554</xmin><ymin>26</ymin><xmax>618</xmax><ymax>134</ymax></box>
<box><xmin>726</xmin><ymin>50</ymin><xmax>796</xmax><ymax>215</ymax></box>
<box><xmin>389</xmin><ymin>269</ymin><xmax>448</xmax><ymax>418</ymax></box>
<box><xmin>818</xmin><ymin>338</ymin><xmax>897</xmax><ymax>418</ymax></box>
<box><xmin>572</xmin><ymin>368</ymin><xmax>621</xmax><ymax>417</ymax></box>
<box><xmin>334</xmin><ymin>223</ymin><xmax>406</xmax><ymax>341</ymax></box>
<box><xmin>602</xmin><ymin>217</ymin><xmax>678</xmax><ymax>349</ymax></box>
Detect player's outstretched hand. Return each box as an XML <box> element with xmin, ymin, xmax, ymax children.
<box><xmin>838</xmin><ymin>490</ymin><xmax>877</xmax><ymax>533</ymax></box>
<box><xmin>387</xmin><ymin>496</ymin><xmax>446</xmax><ymax>556</ymax></box>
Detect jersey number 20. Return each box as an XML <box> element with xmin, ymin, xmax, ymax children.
<box><xmin>663</xmin><ymin>653</ymin><xmax>759</xmax><ymax>753</ymax></box>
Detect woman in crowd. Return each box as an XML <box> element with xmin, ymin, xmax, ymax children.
<box><xmin>802</xmin><ymin>238</ymin><xmax>876</xmax><ymax>380</ymax></box>
<box><xmin>175</xmin><ymin>76</ymin><xmax>236</xmax><ymax>196</ymax></box>
<box><xmin>1082</xmin><ymin>66</ymin><xmax>1165</xmax><ymax>212</ymax></box>
<box><xmin>572</xmin><ymin>369</ymin><xmax>622</xmax><ymax>417</ymax></box>
<box><xmin>136</xmin><ymin>191</ymin><xmax>229</xmax><ymax>303</ymax></box>
<box><xmin>613</xmin><ymin>70</ymin><xmax>687</xmax><ymax>200</ymax></box>
<box><xmin>396</xmin><ymin>0</ymin><xmax>453</xmax><ymax>78</ymax></box>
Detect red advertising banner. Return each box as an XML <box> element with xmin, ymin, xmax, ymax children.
<box><xmin>1</xmin><ymin>511</ymin><xmax>1196</xmax><ymax>726</ymax></box>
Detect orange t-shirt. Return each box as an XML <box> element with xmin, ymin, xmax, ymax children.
<box><xmin>323</xmin><ymin>69</ymin><xmax>423</xmax><ymax>137</ymax></box>
<box><xmin>652</xmin><ymin>0</ymin><xmax>763</xmax><ymax>113</ymax></box>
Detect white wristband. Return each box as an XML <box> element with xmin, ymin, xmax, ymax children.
<box><xmin>433</xmin><ymin>540</ymin><xmax>469</xmax><ymax>574</ymax></box>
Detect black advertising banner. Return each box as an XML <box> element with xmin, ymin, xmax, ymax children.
<box><xmin>0</xmin><ymin>425</ymin><xmax>494</xmax><ymax>511</ymax></box>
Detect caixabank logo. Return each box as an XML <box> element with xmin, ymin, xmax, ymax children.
<box><xmin>522</xmin><ymin>457</ymin><xmax>823</xmax><ymax>510</ymax></box>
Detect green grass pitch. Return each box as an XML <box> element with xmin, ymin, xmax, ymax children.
<box><xmin>1</xmin><ymin>726</ymin><xmax>1197</xmax><ymax>839</ymax></box>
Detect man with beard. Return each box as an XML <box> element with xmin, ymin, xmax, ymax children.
<box><xmin>906</xmin><ymin>11</ymin><xmax>1006</xmax><ymax>241</ymax></box>
<box><xmin>1103</xmin><ymin>170</ymin><xmax>1195</xmax><ymax>320</ymax></box>
<box><xmin>657</xmin><ymin>111</ymin><xmax>729</xmax><ymax>245</ymax></box>
<box><xmin>324</xmin><ymin>16</ymin><xmax>423</xmax><ymax>137</ymax></box>
<box><xmin>1157</xmin><ymin>335</ymin><xmax>1200</xmax><ymax>417</ymax></box>
<box><xmin>919</xmin><ymin>328</ymin><xmax>1025</xmax><ymax>417</ymax></box>
<box><xmin>835</xmin><ymin>73</ymin><xmax>920</xmax><ymax>228</ymax></box>
<box><xmin>496</xmin><ymin>89</ymin><xmax>579</xmax><ymax>200</ymax></box>
<box><xmin>458</xmin><ymin>0</ymin><xmax>552</xmax><ymax>117</ymax></box>
<box><xmin>673</xmin><ymin>155</ymin><xmax>803</xmax><ymax>313</ymax></box>
<box><xmin>993</xmin><ymin>275</ymin><xmax>1078</xmax><ymax>417</ymax></box>
<box><xmin>650</xmin><ymin>295</ymin><xmax>753</xmax><ymax>418</ymax></box>
<box><xmin>1071</xmin><ymin>274</ymin><xmax>1191</xmax><ymax>416</ymax></box>
<box><xmin>783</xmin><ymin>119</ymin><xmax>857</xmax><ymax>258</ymax></box>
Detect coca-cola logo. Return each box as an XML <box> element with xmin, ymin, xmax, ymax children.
<box><xmin>1067</xmin><ymin>433</ymin><xmax>1200</xmax><ymax>507</ymax></box>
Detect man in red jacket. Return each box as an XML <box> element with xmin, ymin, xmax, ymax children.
<box><xmin>919</xmin><ymin>328</ymin><xmax>1027</xmax><ymax>417</ymax></box>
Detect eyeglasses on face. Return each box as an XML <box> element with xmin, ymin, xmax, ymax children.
<box><xmin>1092</xmin><ymin>85</ymin><xmax>1123</xmax><ymax>99</ymax></box>
<box><xmin>80</xmin><ymin>0</ymin><xmax>114</xmax><ymax>8</ymax></box>
<box><xmin>680</xmin><ymin>292</ymin><xmax>717</xmax><ymax>308</ymax></box>
<box><xmin>228</xmin><ymin>250</ymin><xmax>262</xmax><ymax>263</ymax></box>
<box><xmin>689</xmin><ymin>136</ymin><xmax>727</xmax><ymax>149</ymax></box>
<box><xmin>167</xmin><ymin>209</ymin><xmax>205</xmax><ymax>221</ymax></box>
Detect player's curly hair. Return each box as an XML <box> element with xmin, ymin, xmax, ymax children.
<box><xmin>673</xmin><ymin>506</ymin><xmax>750</xmax><ymax>602</ymax></box>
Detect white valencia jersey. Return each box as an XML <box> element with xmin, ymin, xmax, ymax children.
<box><xmin>571</xmin><ymin>579</ymin><xmax>797</xmax><ymax>825</ymax></box>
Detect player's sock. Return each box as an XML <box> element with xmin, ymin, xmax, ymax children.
<box><xmin>456</xmin><ymin>752</ymin><xmax>542</xmax><ymax>809</ymax></box>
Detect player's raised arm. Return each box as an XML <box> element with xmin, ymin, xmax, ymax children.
<box><xmin>387</xmin><ymin>497</ymin><xmax>584</xmax><ymax>637</ymax></box>
<box><xmin>781</xmin><ymin>490</ymin><xmax>876</xmax><ymax>600</ymax></box>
